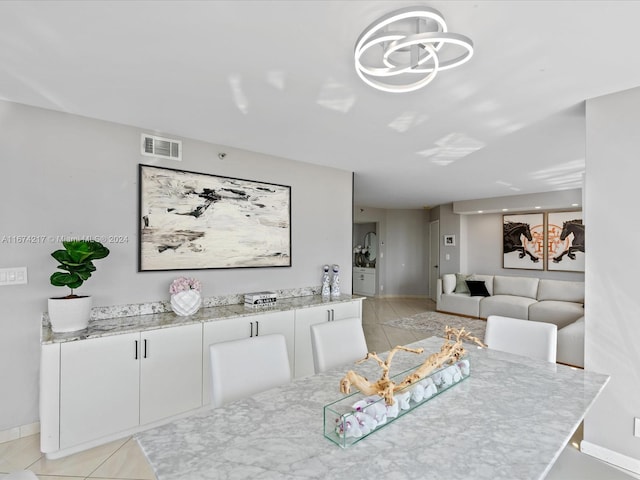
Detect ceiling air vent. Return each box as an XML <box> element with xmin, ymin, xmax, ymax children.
<box><xmin>141</xmin><ymin>133</ymin><xmax>182</xmax><ymax>161</ymax></box>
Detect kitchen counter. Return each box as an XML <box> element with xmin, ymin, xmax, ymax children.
<box><xmin>41</xmin><ymin>293</ymin><xmax>364</xmax><ymax>345</ymax></box>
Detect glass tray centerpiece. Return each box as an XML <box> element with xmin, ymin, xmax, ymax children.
<box><xmin>324</xmin><ymin>327</ymin><xmax>483</xmax><ymax>448</ymax></box>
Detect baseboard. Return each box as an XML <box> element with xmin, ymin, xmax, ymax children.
<box><xmin>556</xmin><ymin>360</ymin><xmax>584</xmax><ymax>370</ymax></box>
<box><xmin>435</xmin><ymin>309</ymin><xmax>483</xmax><ymax>320</ymax></box>
<box><xmin>581</xmin><ymin>440</ymin><xmax>640</xmax><ymax>476</ymax></box>
<box><xmin>0</xmin><ymin>422</ymin><xmax>40</xmax><ymax>444</ymax></box>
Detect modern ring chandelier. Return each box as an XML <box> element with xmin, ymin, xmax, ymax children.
<box><xmin>354</xmin><ymin>6</ymin><xmax>474</xmax><ymax>93</ymax></box>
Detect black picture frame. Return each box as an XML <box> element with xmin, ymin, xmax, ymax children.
<box><xmin>547</xmin><ymin>211</ymin><xmax>584</xmax><ymax>272</ymax></box>
<box><xmin>502</xmin><ymin>213</ymin><xmax>544</xmax><ymax>270</ymax></box>
<box><xmin>138</xmin><ymin>164</ymin><xmax>291</xmax><ymax>271</ymax></box>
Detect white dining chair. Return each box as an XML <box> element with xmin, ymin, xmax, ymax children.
<box><xmin>484</xmin><ymin>315</ymin><xmax>557</xmax><ymax>363</ymax></box>
<box><xmin>310</xmin><ymin>317</ymin><xmax>368</xmax><ymax>374</ymax></box>
<box><xmin>209</xmin><ymin>334</ymin><xmax>291</xmax><ymax>407</ymax></box>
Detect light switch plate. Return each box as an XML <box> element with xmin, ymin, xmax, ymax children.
<box><xmin>635</xmin><ymin>418</ymin><xmax>640</xmax><ymax>437</ymax></box>
<box><xmin>0</xmin><ymin>267</ymin><xmax>27</xmax><ymax>286</ymax></box>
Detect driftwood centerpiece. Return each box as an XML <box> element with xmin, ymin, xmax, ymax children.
<box><xmin>340</xmin><ymin>327</ymin><xmax>486</xmax><ymax>406</ymax></box>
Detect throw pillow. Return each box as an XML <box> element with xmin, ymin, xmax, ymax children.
<box><xmin>455</xmin><ymin>273</ymin><xmax>470</xmax><ymax>294</ymax></box>
<box><xmin>466</xmin><ymin>280</ymin><xmax>490</xmax><ymax>297</ymax></box>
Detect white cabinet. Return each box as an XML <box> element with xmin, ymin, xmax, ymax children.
<box><xmin>139</xmin><ymin>324</ymin><xmax>203</xmax><ymax>425</ymax></box>
<box><xmin>353</xmin><ymin>267</ymin><xmax>376</xmax><ymax>296</ymax></box>
<box><xmin>41</xmin><ymin>296</ymin><xmax>362</xmax><ymax>458</ymax></box>
<box><xmin>58</xmin><ymin>323</ymin><xmax>202</xmax><ymax>450</ymax></box>
<box><xmin>202</xmin><ymin>310</ymin><xmax>295</xmax><ymax>405</ymax></box>
<box><xmin>59</xmin><ymin>332</ymin><xmax>140</xmax><ymax>449</ymax></box>
<box><xmin>294</xmin><ymin>300</ymin><xmax>362</xmax><ymax>378</ymax></box>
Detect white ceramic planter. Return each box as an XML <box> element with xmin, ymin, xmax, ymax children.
<box><xmin>48</xmin><ymin>296</ymin><xmax>93</xmax><ymax>333</ymax></box>
<box><xmin>171</xmin><ymin>290</ymin><xmax>202</xmax><ymax>316</ymax></box>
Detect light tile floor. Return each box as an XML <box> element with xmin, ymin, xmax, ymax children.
<box><xmin>1</xmin><ymin>296</ymin><xmax>637</xmax><ymax>479</ymax></box>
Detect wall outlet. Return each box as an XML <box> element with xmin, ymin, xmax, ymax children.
<box><xmin>635</xmin><ymin>417</ymin><xmax>640</xmax><ymax>437</ymax></box>
<box><xmin>0</xmin><ymin>267</ymin><xmax>27</xmax><ymax>286</ymax></box>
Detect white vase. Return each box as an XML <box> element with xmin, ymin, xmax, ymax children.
<box><xmin>171</xmin><ymin>290</ymin><xmax>202</xmax><ymax>316</ymax></box>
<box><xmin>331</xmin><ymin>264</ymin><xmax>341</xmax><ymax>297</ymax></box>
<box><xmin>48</xmin><ymin>296</ymin><xmax>92</xmax><ymax>333</ymax></box>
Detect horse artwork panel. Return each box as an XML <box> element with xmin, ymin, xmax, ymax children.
<box><xmin>548</xmin><ymin>211</ymin><xmax>585</xmax><ymax>272</ymax></box>
<box><xmin>503</xmin><ymin>213</ymin><xmax>544</xmax><ymax>270</ymax></box>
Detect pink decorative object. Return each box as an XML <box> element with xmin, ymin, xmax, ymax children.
<box><xmin>169</xmin><ymin>277</ymin><xmax>202</xmax><ymax>295</ymax></box>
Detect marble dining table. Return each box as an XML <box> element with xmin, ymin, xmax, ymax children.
<box><xmin>135</xmin><ymin>336</ymin><xmax>609</xmax><ymax>480</ymax></box>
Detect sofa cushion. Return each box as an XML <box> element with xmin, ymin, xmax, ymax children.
<box><xmin>437</xmin><ymin>293</ymin><xmax>482</xmax><ymax>318</ymax></box>
<box><xmin>442</xmin><ymin>274</ymin><xmax>456</xmax><ymax>294</ymax></box>
<box><xmin>479</xmin><ymin>295</ymin><xmax>537</xmax><ymax>320</ymax></box>
<box><xmin>455</xmin><ymin>273</ymin><xmax>470</xmax><ymax>294</ymax></box>
<box><xmin>466</xmin><ymin>280</ymin><xmax>490</xmax><ymax>297</ymax></box>
<box><xmin>469</xmin><ymin>274</ymin><xmax>494</xmax><ymax>295</ymax></box>
<box><xmin>557</xmin><ymin>316</ymin><xmax>584</xmax><ymax>368</ymax></box>
<box><xmin>537</xmin><ymin>279</ymin><xmax>584</xmax><ymax>303</ymax></box>
<box><xmin>493</xmin><ymin>275</ymin><xmax>539</xmax><ymax>299</ymax></box>
<box><xmin>528</xmin><ymin>301</ymin><xmax>584</xmax><ymax>329</ymax></box>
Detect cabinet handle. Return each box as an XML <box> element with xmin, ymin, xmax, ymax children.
<box><xmin>134</xmin><ymin>340</ymin><xmax>138</xmax><ymax>360</ymax></box>
<box><xmin>143</xmin><ymin>339</ymin><xmax>148</xmax><ymax>359</ymax></box>
<box><xmin>332</xmin><ymin>309</ymin><xmax>335</xmax><ymax>321</ymax></box>
<box><xmin>327</xmin><ymin>310</ymin><xmax>331</xmax><ymax>322</ymax></box>
<box><xmin>250</xmin><ymin>321</ymin><xmax>254</xmax><ymax>337</ymax></box>
<box><xmin>256</xmin><ymin>320</ymin><xmax>259</xmax><ymax>336</ymax></box>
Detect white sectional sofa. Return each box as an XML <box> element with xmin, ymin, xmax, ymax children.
<box><xmin>437</xmin><ymin>273</ymin><xmax>585</xmax><ymax>367</ymax></box>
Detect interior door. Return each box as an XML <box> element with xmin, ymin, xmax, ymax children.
<box><xmin>429</xmin><ymin>220</ymin><xmax>440</xmax><ymax>300</ymax></box>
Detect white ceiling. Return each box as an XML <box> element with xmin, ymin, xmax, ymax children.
<box><xmin>2</xmin><ymin>1</ymin><xmax>639</xmax><ymax>208</ymax></box>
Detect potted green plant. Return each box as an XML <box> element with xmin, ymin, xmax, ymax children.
<box><xmin>48</xmin><ymin>240</ymin><xmax>110</xmax><ymax>332</ymax></box>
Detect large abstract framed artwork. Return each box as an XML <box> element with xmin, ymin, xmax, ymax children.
<box><xmin>138</xmin><ymin>165</ymin><xmax>291</xmax><ymax>271</ymax></box>
<box><xmin>547</xmin><ymin>211</ymin><xmax>584</xmax><ymax>272</ymax></box>
<box><xmin>503</xmin><ymin>213</ymin><xmax>544</xmax><ymax>270</ymax></box>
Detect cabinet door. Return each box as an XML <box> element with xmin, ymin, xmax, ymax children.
<box><xmin>354</xmin><ymin>268</ymin><xmax>376</xmax><ymax>296</ymax></box>
<box><xmin>60</xmin><ymin>332</ymin><xmax>140</xmax><ymax>449</ymax></box>
<box><xmin>251</xmin><ymin>310</ymin><xmax>295</xmax><ymax>375</ymax></box>
<box><xmin>293</xmin><ymin>301</ymin><xmax>362</xmax><ymax>378</ymax></box>
<box><xmin>362</xmin><ymin>273</ymin><xmax>376</xmax><ymax>296</ymax></box>
<box><xmin>202</xmin><ymin>317</ymin><xmax>254</xmax><ymax>405</ymax></box>
<box><xmin>140</xmin><ymin>323</ymin><xmax>203</xmax><ymax>425</ymax></box>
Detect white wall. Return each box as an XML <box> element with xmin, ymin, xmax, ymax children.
<box><xmin>0</xmin><ymin>100</ymin><xmax>353</xmax><ymax>431</ymax></box>
<box><xmin>463</xmin><ymin>213</ymin><xmax>584</xmax><ymax>281</ymax></box>
<box><xmin>383</xmin><ymin>209</ymin><xmax>428</xmax><ymax>297</ymax></box>
<box><xmin>582</xmin><ymin>87</ymin><xmax>640</xmax><ymax>470</ymax></box>
<box><xmin>434</xmin><ymin>204</ymin><xmax>462</xmax><ymax>275</ymax></box>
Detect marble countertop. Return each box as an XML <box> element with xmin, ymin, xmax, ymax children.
<box><xmin>42</xmin><ymin>294</ymin><xmax>364</xmax><ymax>345</ymax></box>
<box><xmin>135</xmin><ymin>336</ymin><xmax>609</xmax><ymax>480</ymax></box>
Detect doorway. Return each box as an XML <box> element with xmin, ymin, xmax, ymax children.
<box><xmin>429</xmin><ymin>220</ymin><xmax>440</xmax><ymax>300</ymax></box>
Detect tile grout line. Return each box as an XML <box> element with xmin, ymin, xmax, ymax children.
<box><xmin>84</xmin><ymin>437</ymin><xmax>131</xmax><ymax>480</ymax></box>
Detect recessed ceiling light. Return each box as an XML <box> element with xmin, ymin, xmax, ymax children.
<box><xmin>477</xmin><ymin>210</ymin><xmax>483</xmax><ymax>214</ymax></box>
<box><xmin>502</xmin><ymin>208</ymin><xmax>509</xmax><ymax>212</ymax></box>
<box><xmin>571</xmin><ymin>203</ymin><xmax>579</xmax><ymax>207</ymax></box>
<box><xmin>534</xmin><ymin>206</ymin><xmax>541</xmax><ymax>209</ymax></box>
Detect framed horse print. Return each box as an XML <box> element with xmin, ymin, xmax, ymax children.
<box><xmin>503</xmin><ymin>213</ymin><xmax>544</xmax><ymax>270</ymax></box>
<box><xmin>547</xmin><ymin>211</ymin><xmax>584</xmax><ymax>272</ymax></box>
